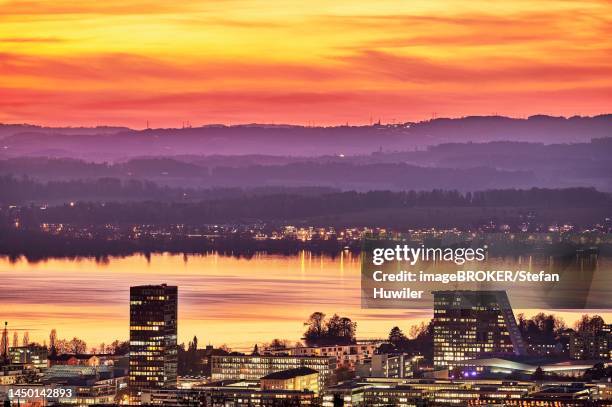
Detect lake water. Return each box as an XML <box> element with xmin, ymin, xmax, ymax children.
<box><xmin>0</xmin><ymin>252</ymin><xmax>609</xmax><ymax>351</ymax></box>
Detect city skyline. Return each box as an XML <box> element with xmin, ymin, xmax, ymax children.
<box><xmin>1</xmin><ymin>0</ymin><xmax>611</xmax><ymax>127</ymax></box>
<box><xmin>2</xmin><ymin>283</ymin><xmax>610</xmax><ymax>405</ymax></box>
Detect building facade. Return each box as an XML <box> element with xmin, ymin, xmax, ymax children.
<box><xmin>141</xmin><ymin>385</ymin><xmax>315</xmax><ymax>407</ymax></box>
<box><xmin>357</xmin><ymin>353</ymin><xmax>423</xmax><ymax>378</ymax></box>
<box><xmin>42</xmin><ymin>364</ymin><xmax>127</xmax><ymax>405</ymax></box>
<box><xmin>211</xmin><ymin>355</ymin><xmax>336</xmax><ymax>390</ymax></box>
<box><xmin>129</xmin><ymin>284</ymin><xmax>178</xmax><ymax>404</ymax></box>
<box><xmin>260</xmin><ymin>367</ymin><xmax>319</xmax><ymax>395</ymax></box>
<box><xmin>8</xmin><ymin>345</ymin><xmax>48</xmax><ymax>369</ymax></box>
<box><xmin>433</xmin><ymin>290</ymin><xmax>527</xmax><ymax>370</ymax></box>
<box><xmin>570</xmin><ymin>330</ymin><xmax>610</xmax><ymax>360</ymax></box>
<box><xmin>277</xmin><ymin>342</ymin><xmax>380</xmax><ymax>370</ymax></box>
<box><xmin>323</xmin><ymin>377</ymin><xmax>535</xmax><ymax>407</ymax></box>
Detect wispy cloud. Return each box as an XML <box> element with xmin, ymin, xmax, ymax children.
<box><xmin>0</xmin><ymin>0</ymin><xmax>610</xmax><ymax>126</ymax></box>
<box><xmin>0</xmin><ymin>37</ymin><xmax>66</xmax><ymax>43</ymax></box>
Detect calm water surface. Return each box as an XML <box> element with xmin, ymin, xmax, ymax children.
<box><xmin>0</xmin><ymin>252</ymin><xmax>609</xmax><ymax>351</ymax></box>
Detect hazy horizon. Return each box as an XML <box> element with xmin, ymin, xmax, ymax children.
<box><xmin>0</xmin><ymin>112</ymin><xmax>610</xmax><ymax>131</ymax></box>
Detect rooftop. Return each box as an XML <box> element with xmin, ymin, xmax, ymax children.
<box><xmin>261</xmin><ymin>367</ymin><xmax>318</xmax><ymax>380</ymax></box>
<box><xmin>48</xmin><ymin>353</ymin><xmax>99</xmax><ymax>361</ymax></box>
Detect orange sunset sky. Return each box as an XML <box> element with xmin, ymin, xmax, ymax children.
<box><xmin>0</xmin><ymin>0</ymin><xmax>611</xmax><ymax>128</ymax></box>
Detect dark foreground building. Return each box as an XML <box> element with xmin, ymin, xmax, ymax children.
<box><xmin>141</xmin><ymin>382</ymin><xmax>315</xmax><ymax>406</ymax></box>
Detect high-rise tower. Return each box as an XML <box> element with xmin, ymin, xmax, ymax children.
<box><xmin>1</xmin><ymin>322</ymin><xmax>8</xmax><ymax>364</ymax></box>
<box><xmin>433</xmin><ymin>290</ymin><xmax>526</xmax><ymax>370</ymax></box>
<box><xmin>129</xmin><ymin>284</ymin><xmax>178</xmax><ymax>404</ymax></box>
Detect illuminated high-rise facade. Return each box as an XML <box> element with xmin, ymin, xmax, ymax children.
<box><xmin>129</xmin><ymin>284</ymin><xmax>178</xmax><ymax>404</ymax></box>
<box><xmin>1</xmin><ymin>322</ymin><xmax>8</xmax><ymax>365</ymax></box>
<box><xmin>433</xmin><ymin>290</ymin><xmax>526</xmax><ymax>370</ymax></box>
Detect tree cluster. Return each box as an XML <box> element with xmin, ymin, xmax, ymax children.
<box><xmin>303</xmin><ymin>312</ymin><xmax>357</xmax><ymax>346</ymax></box>
<box><xmin>517</xmin><ymin>312</ymin><xmax>567</xmax><ymax>343</ymax></box>
<box><xmin>385</xmin><ymin>321</ymin><xmax>434</xmax><ymax>362</ymax></box>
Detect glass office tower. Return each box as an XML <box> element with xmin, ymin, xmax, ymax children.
<box><xmin>129</xmin><ymin>284</ymin><xmax>178</xmax><ymax>404</ymax></box>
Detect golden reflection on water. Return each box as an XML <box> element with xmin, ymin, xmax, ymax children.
<box><xmin>0</xmin><ymin>252</ymin><xmax>609</xmax><ymax>352</ymax></box>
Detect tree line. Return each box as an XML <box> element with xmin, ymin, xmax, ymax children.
<box><xmin>2</xmin><ymin>183</ymin><xmax>609</xmax><ymax>224</ymax></box>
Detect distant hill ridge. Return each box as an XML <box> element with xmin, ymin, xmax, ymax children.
<box><xmin>1</xmin><ymin>114</ymin><xmax>610</xmax><ymax>160</ymax></box>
